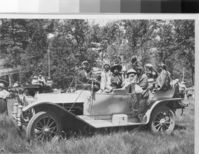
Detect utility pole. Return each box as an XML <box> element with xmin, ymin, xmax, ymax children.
<box><xmin>47</xmin><ymin>33</ymin><xmax>55</xmax><ymax>79</ymax></box>
<box><xmin>48</xmin><ymin>48</ymin><xmax>50</xmax><ymax>79</ymax></box>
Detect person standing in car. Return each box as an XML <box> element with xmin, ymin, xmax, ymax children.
<box><xmin>155</xmin><ymin>63</ymin><xmax>171</xmax><ymax>91</ymax></box>
<box><xmin>100</xmin><ymin>63</ymin><xmax>112</xmax><ymax>92</ymax></box>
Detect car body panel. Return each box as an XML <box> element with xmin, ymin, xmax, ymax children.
<box><xmin>88</xmin><ymin>93</ymin><xmax>131</xmax><ymax>115</ymax></box>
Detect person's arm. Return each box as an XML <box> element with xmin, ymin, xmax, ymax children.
<box><xmin>100</xmin><ymin>72</ymin><xmax>105</xmax><ymax>90</ymax></box>
<box><xmin>139</xmin><ymin>74</ymin><xmax>148</xmax><ymax>90</ymax></box>
<box><xmin>105</xmin><ymin>75</ymin><xmax>113</xmax><ymax>90</ymax></box>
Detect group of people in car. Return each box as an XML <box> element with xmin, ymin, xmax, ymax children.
<box><xmin>77</xmin><ymin>56</ymin><xmax>172</xmax><ymax>99</ymax></box>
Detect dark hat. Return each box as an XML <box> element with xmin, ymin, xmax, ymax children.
<box><xmin>110</xmin><ymin>64</ymin><xmax>122</xmax><ymax>72</ymax></box>
<box><xmin>131</xmin><ymin>56</ymin><xmax>137</xmax><ymax>63</ymax></box>
<box><xmin>103</xmin><ymin>63</ymin><xmax>110</xmax><ymax>68</ymax></box>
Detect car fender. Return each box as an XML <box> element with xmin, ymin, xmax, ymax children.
<box><xmin>21</xmin><ymin>101</ymin><xmax>95</xmax><ymax>130</ymax></box>
<box><xmin>145</xmin><ymin>98</ymin><xmax>183</xmax><ymax>124</ymax></box>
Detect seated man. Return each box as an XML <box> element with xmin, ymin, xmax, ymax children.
<box><xmin>145</xmin><ymin>63</ymin><xmax>158</xmax><ymax>91</ymax></box>
<box><xmin>105</xmin><ymin>64</ymin><xmax>124</xmax><ymax>92</ymax></box>
<box><xmin>38</xmin><ymin>72</ymin><xmax>46</xmax><ymax>86</ymax></box>
<box><xmin>122</xmin><ymin>69</ymin><xmax>137</xmax><ymax>93</ymax></box>
<box><xmin>46</xmin><ymin>77</ymin><xmax>53</xmax><ymax>87</ymax></box>
<box><xmin>77</xmin><ymin>61</ymin><xmax>100</xmax><ymax>92</ymax></box>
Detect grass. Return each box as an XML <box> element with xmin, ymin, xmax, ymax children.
<box><xmin>0</xmin><ymin>98</ymin><xmax>194</xmax><ymax>154</ymax></box>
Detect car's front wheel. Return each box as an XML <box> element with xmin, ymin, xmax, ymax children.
<box><xmin>26</xmin><ymin>111</ymin><xmax>63</xmax><ymax>142</ymax></box>
<box><xmin>150</xmin><ymin>106</ymin><xmax>175</xmax><ymax>133</ymax></box>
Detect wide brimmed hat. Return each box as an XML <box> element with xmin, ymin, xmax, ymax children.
<box><xmin>131</xmin><ymin>56</ymin><xmax>137</xmax><ymax>63</ymax></box>
<box><xmin>110</xmin><ymin>64</ymin><xmax>122</xmax><ymax>72</ymax></box>
<box><xmin>0</xmin><ymin>83</ymin><xmax>4</xmax><ymax>88</ymax></box>
<box><xmin>127</xmin><ymin>69</ymin><xmax>137</xmax><ymax>76</ymax></box>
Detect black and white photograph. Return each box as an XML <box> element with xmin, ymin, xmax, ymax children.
<box><xmin>0</xmin><ymin>17</ymin><xmax>196</xmax><ymax>153</ymax></box>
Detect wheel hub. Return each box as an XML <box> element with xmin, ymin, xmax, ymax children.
<box><xmin>160</xmin><ymin>119</ymin><xmax>166</xmax><ymax>124</ymax></box>
<box><xmin>43</xmin><ymin>126</ymin><xmax>50</xmax><ymax>133</ymax></box>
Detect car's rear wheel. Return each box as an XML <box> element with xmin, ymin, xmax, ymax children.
<box><xmin>26</xmin><ymin>111</ymin><xmax>62</xmax><ymax>142</ymax></box>
<box><xmin>150</xmin><ymin>106</ymin><xmax>175</xmax><ymax>133</ymax></box>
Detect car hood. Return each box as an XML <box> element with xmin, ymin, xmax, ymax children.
<box><xmin>34</xmin><ymin>90</ymin><xmax>91</xmax><ymax>104</ymax></box>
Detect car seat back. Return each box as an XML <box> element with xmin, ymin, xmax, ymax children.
<box><xmin>153</xmin><ymin>84</ymin><xmax>178</xmax><ymax>100</ymax></box>
<box><xmin>113</xmin><ymin>89</ymin><xmax>127</xmax><ymax>95</ymax></box>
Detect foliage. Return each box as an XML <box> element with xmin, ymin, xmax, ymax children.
<box><xmin>0</xmin><ymin>19</ymin><xmax>195</xmax><ymax>88</ymax></box>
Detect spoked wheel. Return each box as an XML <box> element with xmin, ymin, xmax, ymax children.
<box><xmin>150</xmin><ymin>106</ymin><xmax>175</xmax><ymax>134</ymax></box>
<box><xmin>26</xmin><ymin>111</ymin><xmax>63</xmax><ymax>142</ymax></box>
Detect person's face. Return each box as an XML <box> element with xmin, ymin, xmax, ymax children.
<box><xmin>113</xmin><ymin>68</ymin><xmax>119</xmax><ymax>74</ymax></box>
<box><xmin>158</xmin><ymin>66</ymin><xmax>162</xmax><ymax>72</ymax></box>
<box><xmin>136</xmin><ymin>69</ymin><xmax>141</xmax><ymax>75</ymax></box>
<box><xmin>83</xmin><ymin>64</ymin><xmax>89</xmax><ymax>70</ymax></box>
<box><xmin>104</xmin><ymin>65</ymin><xmax>110</xmax><ymax>72</ymax></box>
<box><xmin>128</xmin><ymin>74</ymin><xmax>135</xmax><ymax>81</ymax></box>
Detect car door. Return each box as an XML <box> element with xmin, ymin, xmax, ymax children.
<box><xmin>89</xmin><ymin>90</ymin><xmax>131</xmax><ymax>116</ymax></box>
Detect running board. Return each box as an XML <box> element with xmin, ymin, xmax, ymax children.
<box><xmin>78</xmin><ymin>114</ymin><xmax>146</xmax><ymax>128</ymax></box>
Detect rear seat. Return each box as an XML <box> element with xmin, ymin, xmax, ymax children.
<box><xmin>153</xmin><ymin>84</ymin><xmax>178</xmax><ymax>101</ymax></box>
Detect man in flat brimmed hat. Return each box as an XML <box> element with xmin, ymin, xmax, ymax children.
<box><xmin>100</xmin><ymin>63</ymin><xmax>111</xmax><ymax>92</ymax></box>
<box><xmin>122</xmin><ymin>69</ymin><xmax>137</xmax><ymax>92</ymax></box>
<box><xmin>106</xmin><ymin>64</ymin><xmax>124</xmax><ymax>92</ymax></box>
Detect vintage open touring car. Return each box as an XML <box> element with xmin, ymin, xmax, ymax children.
<box><xmin>12</xmin><ymin>80</ymin><xmax>188</xmax><ymax>141</ymax></box>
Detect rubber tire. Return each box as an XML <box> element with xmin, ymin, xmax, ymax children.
<box><xmin>26</xmin><ymin>111</ymin><xmax>63</xmax><ymax>141</ymax></box>
<box><xmin>0</xmin><ymin>99</ymin><xmax>8</xmax><ymax>114</ymax></box>
<box><xmin>150</xmin><ymin>106</ymin><xmax>175</xmax><ymax>134</ymax></box>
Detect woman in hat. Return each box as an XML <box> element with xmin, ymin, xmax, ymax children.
<box><xmin>106</xmin><ymin>64</ymin><xmax>124</xmax><ymax>92</ymax></box>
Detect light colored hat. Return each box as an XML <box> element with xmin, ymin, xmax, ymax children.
<box><xmin>81</xmin><ymin>61</ymin><xmax>89</xmax><ymax>66</ymax></box>
<box><xmin>145</xmin><ymin>63</ymin><xmax>153</xmax><ymax>68</ymax></box>
<box><xmin>33</xmin><ymin>76</ymin><xmax>37</xmax><ymax>79</ymax></box>
<box><xmin>127</xmin><ymin>69</ymin><xmax>137</xmax><ymax>76</ymax></box>
<box><xmin>0</xmin><ymin>83</ymin><xmax>4</xmax><ymax>88</ymax></box>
